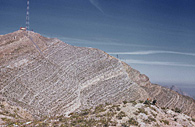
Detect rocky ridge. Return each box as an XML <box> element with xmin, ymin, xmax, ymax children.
<box><xmin>0</xmin><ymin>30</ymin><xmax>195</xmax><ymax>121</ymax></box>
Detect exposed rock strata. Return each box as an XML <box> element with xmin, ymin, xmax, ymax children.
<box><xmin>0</xmin><ymin>31</ymin><xmax>194</xmax><ymax>119</ymax></box>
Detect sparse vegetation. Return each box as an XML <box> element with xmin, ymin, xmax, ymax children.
<box><xmin>149</xmin><ymin>106</ymin><xmax>157</xmax><ymax>112</ymax></box>
<box><xmin>148</xmin><ymin>116</ymin><xmax>156</xmax><ymax>122</ymax></box>
<box><xmin>160</xmin><ymin>119</ymin><xmax>169</xmax><ymax>125</ymax></box>
<box><xmin>128</xmin><ymin>118</ymin><xmax>139</xmax><ymax>126</ymax></box>
<box><xmin>93</xmin><ymin>104</ymin><xmax>106</xmax><ymax>114</ymax></box>
<box><xmin>0</xmin><ymin>104</ymin><xmax>5</xmax><ymax>108</ymax></box>
<box><xmin>80</xmin><ymin>109</ymin><xmax>90</xmax><ymax>116</ymax></box>
<box><xmin>116</xmin><ymin>111</ymin><xmax>126</xmax><ymax>119</ymax></box>
<box><xmin>174</xmin><ymin>107</ymin><xmax>182</xmax><ymax>113</ymax></box>
<box><xmin>139</xmin><ymin>100</ymin><xmax>144</xmax><ymax>103</ymax></box>
<box><xmin>151</xmin><ymin>111</ymin><xmax>157</xmax><ymax>118</ymax></box>
<box><xmin>116</xmin><ymin>106</ymin><xmax>120</xmax><ymax>111</ymax></box>
<box><xmin>133</xmin><ymin>112</ymin><xmax>139</xmax><ymax>115</ymax></box>
<box><xmin>130</xmin><ymin>100</ymin><xmax>137</xmax><ymax>106</ymax></box>
<box><xmin>137</xmin><ymin>108</ymin><xmax>148</xmax><ymax>115</ymax></box>
<box><xmin>123</xmin><ymin>100</ymin><xmax>127</xmax><ymax>104</ymax></box>
<box><xmin>0</xmin><ymin>100</ymin><xmax>194</xmax><ymax>127</ymax></box>
<box><xmin>161</xmin><ymin>107</ymin><xmax>167</xmax><ymax>110</ymax></box>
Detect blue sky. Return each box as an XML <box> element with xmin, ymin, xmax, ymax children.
<box><xmin>0</xmin><ymin>0</ymin><xmax>195</xmax><ymax>96</ymax></box>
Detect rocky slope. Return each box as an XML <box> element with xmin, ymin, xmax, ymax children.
<box><xmin>0</xmin><ymin>30</ymin><xmax>195</xmax><ymax>121</ymax></box>
<box><xmin>1</xmin><ymin>101</ymin><xmax>195</xmax><ymax>127</ymax></box>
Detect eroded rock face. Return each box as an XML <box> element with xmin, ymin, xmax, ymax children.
<box><xmin>0</xmin><ymin>31</ymin><xmax>194</xmax><ymax>119</ymax></box>
<box><xmin>0</xmin><ymin>31</ymin><xmax>149</xmax><ymax>118</ymax></box>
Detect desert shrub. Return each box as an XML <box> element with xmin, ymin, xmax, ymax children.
<box><xmin>155</xmin><ymin>123</ymin><xmax>160</xmax><ymax>127</ymax></box>
<box><xmin>0</xmin><ymin>104</ymin><xmax>4</xmax><ymax>108</ymax></box>
<box><xmin>110</xmin><ymin>104</ymin><xmax>120</xmax><ymax>112</ymax></box>
<box><xmin>38</xmin><ymin>123</ymin><xmax>49</xmax><ymax>127</ymax></box>
<box><xmin>116</xmin><ymin>107</ymin><xmax>121</xmax><ymax>111</ymax></box>
<box><xmin>137</xmin><ymin>108</ymin><xmax>148</xmax><ymax>115</ymax></box>
<box><xmin>128</xmin><ymin>118</ymin><xmax>139</xmax><ymax>126</ymax></box>
<box><xmin>105</xmin><ymin>112</ymin><xmax>116</xmax><ymax>119</ymax></box>
<box><xmin>1</xmin><ymin>117</ymin><xmax>11</xmax><ymax>122</ymax></box>
<box><xmin>86</xmin><ymin>118</ymin><xmax>97</xmax><ymax>126</ymax></box>
<box><xmin>60</xmin><ymin>124</ymin><xmax>69</xmax><ymax>127</ymax></box>
<box><xmin>148</xmin><ymin>116</ymin><xmax>156</xmax><ymax>122</ymax></box>
<box><xmin>130</xmin><ymin>100</ymin><xmax>137</xmax><ymax>106</ymax></box>
<box><xmin>98</xmin><ymin>118</ymin><xmax>109</xmax><ymax>127</ymax></box>
<box><xmin>105</xmin><ymin>102</ymin><xmax>110</xmax><ymax>105</ymax></box>
<box><xmin>160</xmin><ymin>119</ymin><xmax>169</xmax><ymax>125</ymax></box>
<box><xmin>80</xmin><ymin>109</ymin><xmax>90</xmax><ymax>116</ymax></box>
<box><xmin>123</xmin><ymin>100</ymin><xmax>128</xmax><ymax>104</ymax></box>
<box><xmin>174</xmin><ymin>107</ymin><xmax>182</xmax><ymax>113</ymax></box>
<box><xmin>161</xmin><ymin>107</ymin><xmax>166</xmax><ymax>110</ymax></box>
<box><xmin>116</xmin><ymin>111</ymin><xmax>126</xmax><ymax>119</ymax></box>
<box><xmin>139</xmin><ymin>100</ymin><xmax>144</xmax><ymax>103</ymax></box>
<box><xmin>149</xmin><ymin>106</ymin><xmax>157</xmax><ymax>112</ymax></box>
<box><xmin>110</xmin><ymin>121</ymin><xmax>117</xmax><ymax>126</ymax></box>
<box><xmin>143</xmin><ymin>119</ymin><xmax>151</xmax><ymax>124</ymax></box>
<box><xmin>133</xmin><ymin>112</ymin><xmax>139</xmax><ymax>115</ymax></box>
<box><xmin>121</xmin><ymin>123</ymin><xmax>128</xmax><ymax>127</ymax></box>
<box><xmin>112</xmin><ymin>104</ymin><xmax>120</xmax><ymax>108</ymax></box>
<box><xmin>94</xmin><ymin>104</ymin><xmax>106</xmax><ymax>114</ymax></box>
<box><xmin>151</xmin><ymin>111</ymin><xmax>157</xmax><ymax>118</ymax></box>
<box><xmin>59</xmin><ymin>117</ymin><xmax>68</xmax><ymax>122</ymax></box>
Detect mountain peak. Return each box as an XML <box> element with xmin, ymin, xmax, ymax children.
<box><xmin>0</xmin><ymin>31</ymin><xmax>195</xmax><ymax>121</ymax></box>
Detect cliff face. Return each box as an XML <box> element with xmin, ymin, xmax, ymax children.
<box><xmin>0</xmin><ymin>31</ymin><xmax>194</xmax><ymax>119</ymax></box>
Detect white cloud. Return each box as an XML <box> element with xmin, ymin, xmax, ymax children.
<box><xmin>89</xmin><ymin>0</ymin><xmax>104</xmax><ymax>14</ymax></box>
<box><xmin>108</xmin><ymin>50</ymin><xmax>195</xmax><ymax>56</ymax></box>
<box><xmin>55</xmin><ymin>36</ymin><xmax>158</xmax><ymax>49</ymax></box>
<box><xmin>125</xmin><ymin>59</ymin><xmax>195</xmax><ymax>68</ymax></box>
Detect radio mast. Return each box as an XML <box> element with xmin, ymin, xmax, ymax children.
<box><xmin>26</xmin><ymin>0</ymin><xmax>30</xmax><ymax>33</ymax></box>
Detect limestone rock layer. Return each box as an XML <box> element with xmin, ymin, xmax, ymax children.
<box><xmin>0</xmin><ymin>31</ymin><xmax>194</xmax><ymax>118</ymax></box>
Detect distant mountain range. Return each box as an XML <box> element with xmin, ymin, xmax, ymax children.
<box><xmin>164</xmin><ymin>85</ymin><xmax>191</xmax><ymax>97</ymax></box>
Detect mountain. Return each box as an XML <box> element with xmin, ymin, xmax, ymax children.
<box><xmin>167</xmin><ymin>85</ymin><xmax>190</xmax><ymax>97</ymax></box>
<box><xmin>0</xmin><ymin>30</ymin><xmax>195</xmax><ymax>121</ymax></box>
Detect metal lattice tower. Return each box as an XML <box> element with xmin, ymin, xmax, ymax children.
<box><xmin>26</xmin><ymin>0</ymin><xmax>30</xmax><ymax>31</ymax></box>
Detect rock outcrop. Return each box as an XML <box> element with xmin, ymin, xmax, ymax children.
<box><xmin>0</xmin><ymin>30</ymin><xmax>195</xmax><ymax>119</ymax></box>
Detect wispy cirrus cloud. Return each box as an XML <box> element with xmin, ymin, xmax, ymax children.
<box><xmin>125</xmin><ymin>59</ymin><xmax>195</xmax><ymax>68</ymax></box>
<box><xmin>108</xmin><ymin>50</ymin><xmax>195</xmax><ymax>57</ymax></box>
<box><xmin>55</xmin><ymin>36</ymin><xmax>159</xmax><ymax>48</ymax></box>
<box><xmin>89</xmin><ymin>0</ymin><xmax>104</xmax><ymax>14</ymax></box>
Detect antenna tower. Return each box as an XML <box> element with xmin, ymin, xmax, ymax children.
<box><xmin>26</xmin><ymin>0</ymin><xmax>30</xmax><ymax>32</ymax></box>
